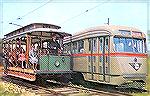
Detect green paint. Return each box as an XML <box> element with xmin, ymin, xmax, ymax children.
<box><xmin>39</xmin><ymin>55</ymin><xmax>71</xmax><ymax>73</ymax></box>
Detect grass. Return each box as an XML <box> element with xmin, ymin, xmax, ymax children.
<box><xmin>0</xmin><ymin>85</ymin><xmax>21</xmax><ymax>96</ymax></box>
<box><xmin>0</xmin><ymin>78</ymin><xmax>36</xmax><ymax>96</ymax></box>
<box><xmin>132</xmin><ymin>93</ymin><xmax>150</xmax><ymax>96</ymax></box>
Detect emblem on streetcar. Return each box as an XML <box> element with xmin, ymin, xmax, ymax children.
<box><xmin>129</xmin><ymin>58</ymin><xmax>142</xmax><ymax>71</ymax></box>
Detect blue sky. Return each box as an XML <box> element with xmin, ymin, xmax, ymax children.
<box><xmin>0</xmin><ymin>0</ymin><xmax>149</xmax><ymax>39</ymax></box>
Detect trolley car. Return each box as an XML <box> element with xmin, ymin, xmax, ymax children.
<box><xmin>64</xmin><ymin>25</ymin><xmax>147</xmax><ymax>87</ymax></box>
<box><xmin>3</xmin><ymin>23</ymin><xmax>72</xmax><ymax>82</ymax></box>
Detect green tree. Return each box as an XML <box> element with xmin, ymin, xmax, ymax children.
<box><xmin>147</xmin><ymin>30</ymin><xmax>150</xmax><ymax>52</ymax></box>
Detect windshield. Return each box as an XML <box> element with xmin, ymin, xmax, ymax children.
<box><xmin>114</xmin><ymin>37</ymin><xmax>146</xmax><ymax>53</ymax></box>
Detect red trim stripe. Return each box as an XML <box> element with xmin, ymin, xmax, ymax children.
<box><xmin>110</xmin><ymin>53</ymin><xmax>147</xmax><ymax>57</ymax></box>
<box><xmin>72</xmin><ymin>53</ymin><xmax>148</xmax><ymax>57</ymax></box>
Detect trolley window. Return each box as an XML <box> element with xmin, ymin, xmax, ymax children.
<box><xmin>93</xmin><ymin>39</ymin><xmax>97</xmax><ymax>52</ymax></box>
<box><xmin>72</xmin><ymin>42</ymin><xmax>77</xmax><ymax>53</ymax></box>
<box><xmin>114</xmin><ymin>37</ymin><xmax>146</xmax><ymax>53</ymax></box>
<box><xmin>63</xmin><ymin>43</ymin><xmax>71</xmax><ymax>54</ymax></box>
<box><xmin>78</xmin><ymin>40</ymin><xmax>84</xmax><ymax>53</ymax></box>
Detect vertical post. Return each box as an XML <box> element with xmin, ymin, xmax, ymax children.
<box><xmin>107</xmin><ymin>18</ymin><xmax>110</xmax><ymax>25</ymax></box>
<box><xmin>26</xmin><ymin>34</ymin><xmax>31</xmax><ymax>67</ymax></box>
<box><xmin>70</xmin><ymin>35</ymin><xmax>73</xmax><ymax>70</ymax></box>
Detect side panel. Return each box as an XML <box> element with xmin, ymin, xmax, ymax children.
<box><xmin>88</xmin><ymin>36</ymin><xmax>110</xmax><ymax>82</ymax></box>
<box><xmin>72</xmin><ymin>39</ymin><xmax>88</xmax><ymax>73</ymax></box>
<box><xmin>109</xmin><ymin>56</ymin><xmax>147</xmax><ymax>85</ymax></box>
<box><xmin>39</xmin><ymin>55</ymin><xmax>71</xmax><ymax>73</ymax></box>
<box><xmin>72</xmin><ymin>36</ymin><xmax>111</xmax><ymax>83</ymax></box>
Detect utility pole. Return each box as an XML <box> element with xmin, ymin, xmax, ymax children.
<box><xmin>107</xmin><ymin>18</ymin><xmax>109</xmax><ymax>25</ymax></box>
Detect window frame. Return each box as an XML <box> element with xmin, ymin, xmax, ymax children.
<box><xmin>113</xmin><ymin>36</ymin><xmax>146</xmax><ymax>53</ymax></box>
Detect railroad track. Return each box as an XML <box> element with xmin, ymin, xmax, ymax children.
<box><xmin>52</xmin><ymin>85</ymin><xmax>130</xmax><ymax>96</ymax></box>
<box><xmin>48</xmin><ymin>80</ymin><xmax>131</xmax><ymax>96</ymax></box>
<box><xmin>1</xmin><ymin>76</ymin><xmax>130</xmax><ymax>96</ymax></box>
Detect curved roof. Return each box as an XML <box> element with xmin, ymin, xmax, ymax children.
<box><xmin>73</xmin><ymin>25</ymin><xmax>141</xmax><ymax>36</ymax></box>
<box><xmin>69</xmin><ymin>25</ymin><xmax>146</xmax><ymax>42</ymax></box>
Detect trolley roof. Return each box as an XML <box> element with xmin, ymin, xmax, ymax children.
<box><xmin>4</xmin><ymin>23</ymin><xmax>61</xmax><ymax>37</ymax></box>
<box><xmin>3</xmin><ymin>23</ymin><xmax>71</xmax><ymax>40</ymax></box>
<box><xmin>71</xmin><ymin>25</ymin><xmax>146</xmax><ymax>41</ymax></box>
<box><xmin>74</xmin><ymin>25</ymin><xmax>142</xmax><ymax>35</ymax></box>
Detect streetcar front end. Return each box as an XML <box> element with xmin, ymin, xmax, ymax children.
<box><xmin>110</xmin><ymin>30</ymin><xmax>147</xmax><ymax>89</ymax></box>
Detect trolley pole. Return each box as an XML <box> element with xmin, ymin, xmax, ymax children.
<box><xmin>9</xmin><ymin>23</ymin><xmax>23</xmax><ymax>27</ymax></box>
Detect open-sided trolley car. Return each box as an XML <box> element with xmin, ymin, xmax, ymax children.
<box><xmin>3</xmin><ymin>23</ymin><xmax>72</xmax><ymax>82</ymax></box>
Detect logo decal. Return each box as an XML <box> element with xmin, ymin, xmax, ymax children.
<box><xmin>129</xmin><ymin>58</ymin><xmax>142</xmax><ymax>71</ymax></box>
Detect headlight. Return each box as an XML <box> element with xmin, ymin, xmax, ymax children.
<box><xmin>55</xmin><ymin>60</ymin><xmax>60</xmax><ymax>67</ymax></box>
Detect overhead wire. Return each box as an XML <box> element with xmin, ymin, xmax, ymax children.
<box><xmin>5</xmin><ymin>0</ymin><xmax>53</xmax><ymax>24</ymax></box>
<box><xmin>1</xmin><ymin>0</ymin><xmax>60</xmax><ymax>37</ymax></box>
<box><xmin>60</xmin><ymin>0</ymin><xmax>111</xmax><ymax>25</ymax></box>
<box><xmin>4</xmin><ymin>0</ymin><xmax>110</xmax><ymax>27</ymax></box>
<box><xmin>1</xmin><ymin>0</ymin><xmax>53</xmax><ymax>36</ymax></box>
<box><xmin>16</xmin><ymin>0</ymin><xmax>53</xmax><ymax>20</ymax></box>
